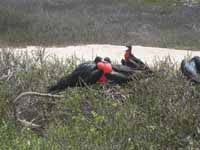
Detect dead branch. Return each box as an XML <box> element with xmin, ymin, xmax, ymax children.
<box><xmin>17</xmin><ymin>118</ymin><xmax>41</xmax><ymax>129</ymax></box>
<box><xmin>13</xmin><ymin>91</ymin><xmax>65</xmax><ymax>104</ymax></box>
<box><xmin>13</xmin><ymin>91</ymin><xmax>65</xmax><ymax>128</ymax></box>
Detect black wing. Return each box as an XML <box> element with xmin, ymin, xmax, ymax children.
<box><xmin>105</xmin><ymin>71</ymin><xmax>132</xmax><ymax>84</ymax></box>
<box><xmin>112</xmin><ymin>64</ymin><xmax>143</xmax><ymax>74</ymax></box>
<box><xmin>48</xmin><ymin>62</ymin><xmax>103</xmax><ymax>93</ymax></box>
<box><xmin>112</xmin><ymin>64</ymin><xmax>134</xmax><ymax>74</ymax></box>
<box><xmin>106</xmin><ymin>65</ymin><xmax>146</xmax><ymax>84</ymax></box>
<box><xmin>129</xmin><ymin>54</ymin><xmax>146</xmax><ymax>66</ymax></box>
<box><xmin>122</xmin><ymin>57</ymin><xmax>152</xmax><ymax>73</ymax></box>
<box><xmin>180</xmin><ymin>59</ymin><xmax>200</xmax><ymax>84</ymax></box>
<box><xmin>122</xmin><ymin>58</ymin><xmax>141</xmax><ymax>69</ymax></box>
<box><xmin>191</xmin><ymin>56</ymin><xmax>200</xmax><ymax>73</ymax></box>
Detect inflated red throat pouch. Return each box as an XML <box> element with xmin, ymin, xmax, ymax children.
<box><xmin>97</xmin><ymin>74</ymin><xmax>107</xmax><ymax>83</ymax></box>
<box><xmin>97</xmin><ymin>62</ymin><xmax>112</xmax><ymax>74</ymax></box>
<box><xmin>96</xmin><ymin>62</ymin><xmax>112</xmax><ymax>83</ymax></box>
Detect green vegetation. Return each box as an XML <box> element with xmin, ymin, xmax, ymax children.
<box><xmin>0</xmin><ymin>0</ymin><xmax>200</xmax><ymax>49</ymax></box>
<box><xmin>0</xmin><ymin>49</ymin><xmax>200</xmax><ymax>149</ymax></box>
<box><xmin>0</xmin><ymin>0</ymin><xmax>200</xmax><ymax>149</ymax></box>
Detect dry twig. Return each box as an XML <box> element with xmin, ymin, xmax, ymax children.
<box><xmin>13</xmin><ymin>91</ymin><xmax>65</xmax><ymax>128</ymax></box>
<box><xmin>13</xmin><ymin>91</ymin><xmax>65</xmax><ymax>104</ymax></box>
<box><xmin>17</xmin><ymin>118</ymin><xmax>41</xmax><ymax>129</ymax></box>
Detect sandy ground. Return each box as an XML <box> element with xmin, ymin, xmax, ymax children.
<box><xmin>5</xmin><ymin>44</ymin><xmax>200</xmax><ymax>66</ymax></box>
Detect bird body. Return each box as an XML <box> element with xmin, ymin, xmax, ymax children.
<box><xmin>181</xmin><ymin>56</ymin><xmax>200</xmax><ymax>83</ymax></box>
<box><xmin>103</xmin><ymin>57</ymin><xmax>141</xmax><ymax>84</ymax></box>
<box><xmin>48</xmin><ymin>55</ymin><xmax>148</xmax><ymax>94</ymax></box>
<box><xmin>122</xmin><ymin>46</ymin><xmax>152</xmax><ymax>73</ymax></box>
<box><xmin>48</xmin><ymin>61</ymin><xmax>103</xmax><ymax>93</ymax></box>
<box><xmin>48</xmin><ymin>57</ymin><xmax>117</xmax><ymax>93</ymax></box>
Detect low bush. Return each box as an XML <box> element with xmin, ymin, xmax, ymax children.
<box><xmin>0</xmin><ymin>49</ymin><xmax>199</xmax><ymax>149</ymax></box>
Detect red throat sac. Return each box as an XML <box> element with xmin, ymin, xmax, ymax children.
<box><xmin>96</xmin><ymin>62</ymin><xmax>112</xmax><ymax>83</ymax></box>
<box><xmin>97</xmin><ymin>62</ymin><xmax>112</xmax><ymax>74</ymax></box>
<box><xmin>124</xmin><ymin>51</ymin><xmax>129</xmax><ymax>61</ymax></box>
<box><xmin>97</xmin><ymin>74</ymin><xmax>107</xmax><ymax>83</ymax></box>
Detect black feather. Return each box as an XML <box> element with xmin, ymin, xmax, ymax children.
<box><xmin>106</xmin><ymin>71</ymin><xmax>132</xmax><ymax>84</ymax></box>
<box><xmin>180</xmin><ymin>57</ymin><xmax>200</xmax><ymax>84</ymax></box>
<box><xmin>48</xmin><ymin>62</ymin><xmax>103</xmax><ymax>93</ymax></box>
<box><xmin>112</xmin><ymin>64</ymin><xmax>136</xmax><ymax>74</ymax></box>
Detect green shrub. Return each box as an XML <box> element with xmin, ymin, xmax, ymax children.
<box><xmin>0</xmin><ymin>50</ymin><xmax>200</xmax><ymax>149</ymax></box>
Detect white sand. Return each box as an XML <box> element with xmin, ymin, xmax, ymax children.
<box><xmin>4</xmin><ymin>44</ymin><xmax>200</xmax><ymax>66</ymax></box>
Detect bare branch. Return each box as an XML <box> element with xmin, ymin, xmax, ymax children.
<box><xmin>13</xmin><ymin>91</ymin><xmax>65</xmax><ymax>104</ymax></box>
<box><xmin>17</xmin><ymin>118</ymin><xmax>41</xmax><ymax>129</ymax></box>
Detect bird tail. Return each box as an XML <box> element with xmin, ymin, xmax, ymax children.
<box><xmin>47</xmin><ymin>77</ymin><xmax>69</xmax><ymax>94</ymax></box>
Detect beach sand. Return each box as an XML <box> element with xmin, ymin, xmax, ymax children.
<box><xmin>5</xmin><ymin>44</ymin><xmax>200</xmax><ymax>66</ymax></box>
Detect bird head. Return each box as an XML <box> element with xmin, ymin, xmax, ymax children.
<box><xmin>94</xmin><ymin>56</ymin><xmax>102</xmax><ymax>64</ymax></box>
<box><xmin>124</xmin><ymin>45</ymin><xmax>134</xmax><ymax>60</ymax></box>
<box><xmin>104</xmin><ymin>57</ymin><xmax>111</xmax><ymax>63</ymax></box>
<box><xmin>126</xmin><ymin>45</ymin><xmax>132</xmax><ymax>53</ymax></box>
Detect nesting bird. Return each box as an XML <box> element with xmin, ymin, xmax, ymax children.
<box><xmin>121</xmin><ymin>45</ymin><xmax>152</xmax><ymax>73</ymax></box>
<box><xmin>48</xmin><ymin>56</ymin><xmax>105</xmax><ymax>93</ymax></box>
<box><xmin>48</xmin><ymin>56</ymin><xmax>137</xmax><ymax>93</ymax></box>
<box><xmin>48</xmin><ymin>46</ymin><xmax>153</xmax><ymax>94</ymax></box>
<box><xmin>181</xmin><ymin>56</ymin><xmax>200</xmax><ymax>83</ymax></box>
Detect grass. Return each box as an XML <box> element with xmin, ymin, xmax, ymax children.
<box><xmin>0</xmin><ymin>49</ymin><xmax>200</xmax><ymax>149</ymax></box>
<box><xmin>0</xmin><ymin>0</ymin><xmax>200</xmax><ymax>149</ymax></box>
<box><xmin>0</xmin><ymin>0</ymin><xmax>200</xmax><ymax>49</ymax></box>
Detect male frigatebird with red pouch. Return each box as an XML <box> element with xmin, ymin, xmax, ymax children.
<box><xmin>47</xmin><ymin>56</ymin><xmax>114</xmax><ymax>93</ymax></box>
<box><xmin>47</xmin><ymin>45</ymin><xmax>153</xmax><ymax>94</ymax></box>
<box><xmin>47</xmin><ymin>55</ymin><xmax>140</xmax><ymax>93</ymax></box>
<box><xmin>121</xmin><ymin>45</ymin><xmax>152</xmax><ymax>73</ymax></box>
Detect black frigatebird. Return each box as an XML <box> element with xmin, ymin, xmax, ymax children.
<box><xmin>104</xmin><ymin>57</ymin><xmax>143</xmax><ymax>84</ymax></box>
<box><xmin>48</xmin><ymin>54</ymin><xmax>147</xmax><ymax>94</ymax></box>
<box><xmin>121</xmin><ymin>45</ymin><xmax>152</xmax><ymax>73</ymax></box>
<box><xmin>181</xmin><ymin>56</ymin><xmax>200</xmax><ymax>83</ymax></box>
<box><xmin>48</xmin><ymin>56</ymin><xmax>104</xmax><ymax>93</ymax></box>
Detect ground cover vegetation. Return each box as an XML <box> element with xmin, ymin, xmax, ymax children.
<box><xmin>1</xmin><ymin>0</ymin><xmax>200</xmax><ymax>149</ymax></box>
<box><xmin>0</xmin><ymin>49</ymin><xmax>200</xmax><ymax>149</ymax></box>
<box><xmin>0</xmin><ymin>0</ymin><xmax>200</xmax><ymax>49</ymax></box>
